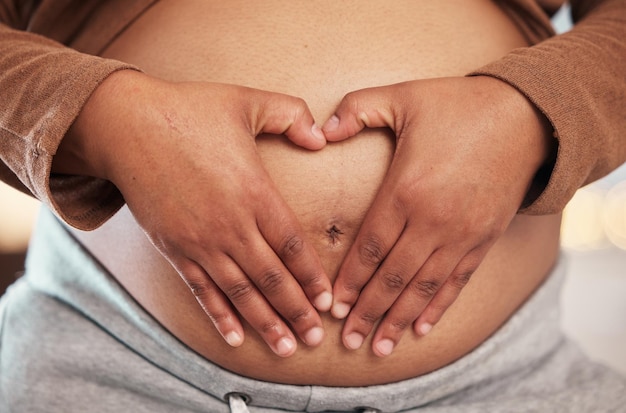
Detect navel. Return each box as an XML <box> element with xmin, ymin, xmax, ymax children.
<box><xmin>326</xmin><ymin>224</ymin><xmax>344</xmax><ymax>246</ymax></box>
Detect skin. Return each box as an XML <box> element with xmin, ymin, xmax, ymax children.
<box><xmin>322</xmin><ymin>76</ymin><xmax>553</xmax><ymax>357</ymax></box>
<box><xmin>53</xmin><ymin>1</ymin><xmax>559</xmax><ymax>357</ymax></box>
<box><xmin>57</xmin><ymin>72</ymin><xmax>551</xmax><ymax>359</ymax></box>
<box><xmin>55</xmin><ymin>71</ymin><xmax>334</xmax><ymax>357</ymax></box>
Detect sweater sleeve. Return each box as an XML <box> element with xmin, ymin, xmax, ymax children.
<box><xmin>0</xmin><ymin>16</ymin><xmax>137</xmax><ymax>230</ymax></box>
<box><xmin>470</xmin><ymin>0</ymin><xmax>626</xmax><ymax>215</ymax></box>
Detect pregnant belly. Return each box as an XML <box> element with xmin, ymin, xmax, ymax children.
<box><xmin>71</xmin><ymin>0</ymin><xmax>562</xmax><ymax>385</ymax></box>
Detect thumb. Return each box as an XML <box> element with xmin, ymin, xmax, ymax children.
<box><xmin>322</xmin><ymin>86</ymin><xmax>396</xmax><ymax>142</ymax></box>
<box><xmin>253</xmin><ymin>92</ymin><xmax>327</xmax><ymax>150</ymax></box>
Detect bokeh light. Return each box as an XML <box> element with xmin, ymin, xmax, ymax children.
<box><xmin>562</xmin><ymin>172</ymin><xmax>626</xmax><ymax>252</ymax></box>
<box><xmin>0</xmin><ymin>182</ymin><xmax>40</xmax><ymax>253</ymax></box>
<box><xmin>603</xmin><ymin>181</ymin><xmax>626</xmax><ymax>250</ymax></box>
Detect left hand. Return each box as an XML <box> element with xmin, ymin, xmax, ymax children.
<box><xmin>322</xmin><ymin>76</ymin><xmax>553</xmax><ymax>357</ymax></box>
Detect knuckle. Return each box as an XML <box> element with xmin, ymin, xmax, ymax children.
<box><xmin>207</xmin><ymin>309</ymin><xmax>231</xmax><ymax>326</ymax></box>
<box><xmin>225</xmin><ymin>280</ymin><xmax>256</xmax><ymax>304</ymax></box>
<box><xmin>342</xmin><ymin>279</ymin><xmax>364</xmax><ymax>296</ymax></box>
<box><xmin>286</xmin><ymin>306</ymin><xmax>313</xmax><ymax>325</ymax></box>
<box><xmin>340</xmin><ymin>92</ymin><xmax>368</xmax><ymax>133</ymax></box>
<box><xmin>357</xmin><ymin>310</ymin><xmax>380</xmax><ymax>327</ymax></box>
<box><xmin>256</xmin><ymin>267</ymin><xmax>286</xmax><ymax>295</ymax></box>
<box><xmin>188</xmin><ymin>281</ymin><xmax>211</xmax><ymax>300</ymax></box>
<box><xmin>429</xmin><ymin>205</ymin><xmax>456</xmax><ymax>228</ymax></box>
<box><xmin>387</xmin><ymin>316</ymin><xmax>411</xmax><ymax>333</ymax></box>
<box><xmin>260</xmin><ymin>319</ymin><xmax>281</xmax><ymax>335</ymax></box>
<box><xmin>285</xmin><ymin>96</ymin><xmax>307</xmax><ymax>125</ymax></box>
<box><xmin>380</xmin><ymin>271</ymin><xmax>407</xmax><ymax>293</ymax></box>
<box><xmin>342</xmin><ymin>91</ymin><xmax>360</xmax><ymax>112</ymax></box>
<box><xmin>357</xmin><ymin>234</ymin><xmax>386</xmax><ymax>268</ymax></box>
<box><xmin>278</xmin><ymin>233</ymin><xmax>305</xmax><ymax>259</ymax></box>
<box><xmin>300</xmin><ymin>270</ymin><xmax>325</xmax><ymax>289</ymax></box>
<box><xmin>463</xmin><ymin>223</ymin><xmax>490</xmax><ymax>242</ymax></box>
<box><xmin>412</xmin><ymin>278</ymin><xmax>442</xmax><ymax>300</ymax></box>
<box><xmin>291</xmin><ymin>96</ymin><xmax>308</xmax><ymax>113</ymax></box>
<box><xmin>393</xmin><ymin>180</ymin><xmax>420</xmax><ymax>208</ymax></box>
<box><xmin>449</xmin><ymin>271</ymin><xmax>473</xmax><ymax>290</ymax></box>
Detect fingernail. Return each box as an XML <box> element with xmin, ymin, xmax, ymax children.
<box><xmin>224</xmin><ymin>331</ymin><xmax>243</xmax><ymax>347</ymax></box>
<box><xmin>345</xmin><ymin>332</ymin><xmax>364</xmax><ymax>350</ymax></box>
<box><xmin>375</xmin><ymin>338</ymin><xmax>395</xmax><ymax>356</ymax></box>
<box><xmin>323</xmin><ymin>115</ymin><xmax>340</xmax><ymax>132</ymax></box>
<box><xmin>311</xmin><ymin>124</ymin><xmax>325</xmax><ymax>142</ymax></box>
<box><xmin>304</xmin><ymin>326</ymin><xmax>324</xmax><ymax>346</ymax></box>
<box><xmin>418</xmin><ymin>322</ymin><xmax>433</xmax><ymax>336</ymax></box>
<box><xmin>331</xmin><ymin>302</ymin><xmax>351</xmax><ymax>319</ymax></box>
<box><xmin>314</xmin><ymin>291</ymin><xmax>333</xmax><ymax>312</ymax></box>
<box><xmin>275</xmin><ymin>337</ymin><xmax>296</xmax><ymax>357</ymax></box>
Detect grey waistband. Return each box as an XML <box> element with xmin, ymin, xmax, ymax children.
<box><xmin>20</xmin><ymin>208</ymin><xmax>568</xmax><ymax>412</ymax></box>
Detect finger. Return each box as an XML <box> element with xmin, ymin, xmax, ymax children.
<box><xmin>253</xmin><ymin>91</ymin><xmax>326</xmax><ymax>150</ymax></box>
<box><xmin>413</xmin><ymin>249</ymin><xmax>485</xmax><ymax>337</ymax></box>
<box><xmin>258</xmin><ymin>189</ymin><xmax>333</xmax><ymax>313</ymax></box>
<box><xmin>230</xmin><ymin>233</ymin><xmax>327</xmax><ymax>349</ymax></box>
<box><xmin>369</xmin><ymin>248</ymin><xmax>460</xmax><ymax>356</ymax></box>
<box><xmin>322</xmin><ymin>86</ymin><xmax>397</xmax><ymax>142</ymax></box>
<box><xmin>339</xmin><ymin>233</ymin><xmax>431</xmax><ymax>351</ymax></box>
<box><xmin>331</xmin><ymin>190</ymin><xmax>405</xmax><ymax>320</ymax></box>
<box><xmin>177</xmin><ymin>260</ymin><xmax>245</xmax><ymax>348</ymax></box>
<box><xmin>205</xmin><ymin>255</ymin><xmax>300</xmax><ymax>357</ymax></box>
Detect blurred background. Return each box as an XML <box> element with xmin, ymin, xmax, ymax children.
<box><xmin>1</xmin><ymin>4</ymin><xmax>624</xmax><ymax>374</ymax></box>
<box><xmin>550</xmin><ymin>5</ymin><xmax>626</xmax><ymax>375</ymax></box>
<box><xmin>0</xmin><ymin>182</ymin><xmax>39</xmax><ymax>295</ymax></box>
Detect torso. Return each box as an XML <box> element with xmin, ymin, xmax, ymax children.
<box><xmin>71</xmin><ymin>0</ymin><xmax>562</xmax><ymax>386</ymax></box>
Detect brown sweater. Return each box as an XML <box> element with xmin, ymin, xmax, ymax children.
<box><xmin>1</xmin><ymin>0</ymin><xmax>625</xmax><ymax>230</ymax></box>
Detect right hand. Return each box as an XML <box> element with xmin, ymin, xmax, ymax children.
<box><xmin>62</xmin><ymin>70</ymin><xmax>333</xmax><ymax>357</ymax></box>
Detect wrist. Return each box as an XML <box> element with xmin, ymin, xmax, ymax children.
<box><xmin>474</xmin><ymin>75</ymin><xmax>557</xmax><ymax>205</ymax></box>
<box><xmin>500</xmin><ymin>78</ymin><xmax>557</xmax><ymax>207</ymax></box>
<box><xmin>481</xmin><ymin>75</ymin><xmax>554</xmax><ymax>165</ymax></box>
<box><xmin>53</xmin><ymin>69</ymin><xmax>148</xmax><ymax>180</ymax></box>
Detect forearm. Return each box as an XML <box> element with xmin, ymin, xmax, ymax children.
<box><xmin>470</xmin><ymin>0</ymin><xmax>626</xmax><ymax>214</ymax></box>
<box><xmin>0</xmin><ymin>21</ymin><xmax>138</xmax><ymax>230</ymax></box>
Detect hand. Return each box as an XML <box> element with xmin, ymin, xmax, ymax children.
<box><xmin>322</xmin><ymin>76</ymin><xmax>552</xmax><ymax>357</ymax></box>
<box><xmin>61</xmin><ymin>70</ymin><xmax>333</xmax><ymax>357</ymax></box>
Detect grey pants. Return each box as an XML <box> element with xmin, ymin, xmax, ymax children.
<box><xmin>1</xmin><ymin>208</ymin><xmax>625</xmax><ymax>413</ymax></box>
